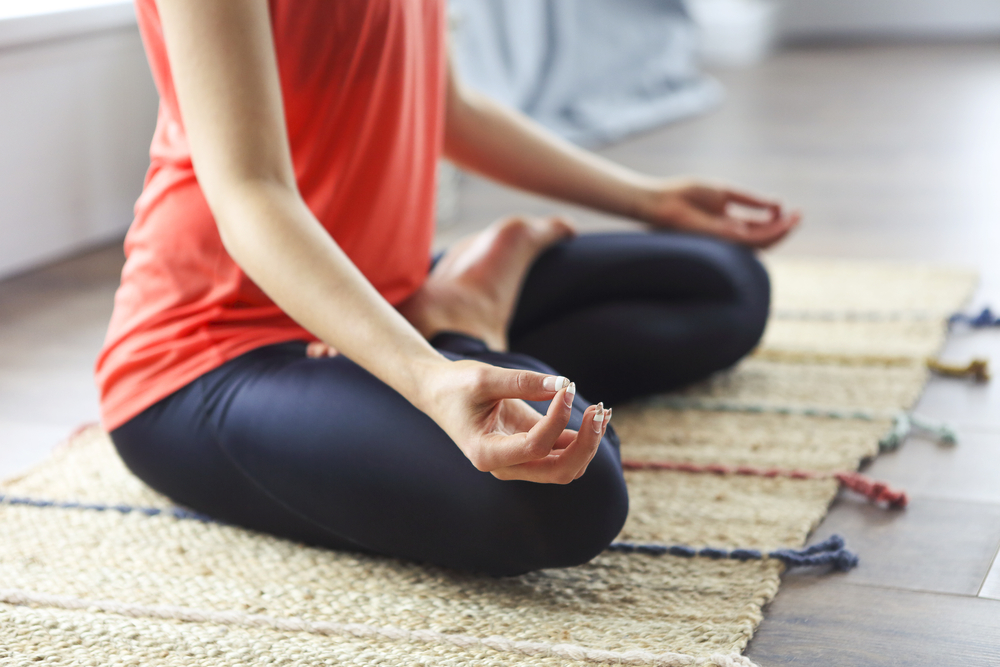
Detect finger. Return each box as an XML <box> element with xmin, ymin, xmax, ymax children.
<box><xmin>724</xmin><ymin>189</ymin><xmax>782</xmax><ymax>215</ymax></box>
<box><xmin>574</xmin><ymin>404</ymin><xmax>609</xmax><ymax>480</ymax></box>
<box><xmin>478</xmin><ymin>384</ymin><xmax>577</xmax><ymax>469</ymax></box>
<box><xmin>738</xmin><ymin>212</ymin><xmax>801</xmax><ymax>248</ymax></box>
<box><xmin>675</xmin><ymin>193</ymin><xmax>797</xmax><ymax>249</ymax></box>
<box><xmin>500</xmin><ymin>402</ymin><xmax>604</xmax><ymax>484</ymax></box>
<box><xmin>753</xmin><ymin>213</ymin><xmax>802</xmax><ymax>249</ymax></box>
<box><xmin>307</xmin><ymin>341</ymin><xmax>334</xmax><ymax>358</ymax></box>
<box><xmin>687</xmin><ymin>208</ymin><xmax>792</xmax><ymax>247</ymax></box>
<box><xmin>522</xmin><ymin>382</ymin><xmax>577</xmax><ymax>454</ymax></box>
<box><xmin>477</xmin><ymin>367</ymin><xmax>573</xmax><ymax>403</ymax></box>
<box><xmin>547</xmin><ymin>215</ymin><xmax>579</xmax><ymax>238</ymax></box>
<box><xmin>500</xmin><ymin>396</ymin><xmax>550</xmax><ymax>435</ymax></box>
<box><xmin>669</xmin><ymin>204</ymin><xmax>732</xmax><ymax>236</ymax></box>
<box><xmin>725</xmin><ymin>202</ymin><xmax>780</xmax><ymax>224</ymax></box>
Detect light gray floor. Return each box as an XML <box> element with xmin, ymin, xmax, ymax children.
<box><xmin>1</xmin><ymin>42</ymin><xmax>999</xmax><ymax>665</ymax></box>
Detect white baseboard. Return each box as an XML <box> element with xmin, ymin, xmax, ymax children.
<box><xmin>0</xmin><ymin>24</ymin><xmax>157</xmax><ymax>280</ymax></box>
<box><xmin>780</xmin><ymin>0</ymin><xmax>1000</xmax><ymax>40</ymax></box>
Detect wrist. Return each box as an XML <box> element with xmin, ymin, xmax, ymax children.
<box><xmin>402</xmin><ymin>352</ymin><xmax>455</xmax><ymax>417</ymax></box>
<box><xmin>630</xmin><ymin>176</ymin><xmax>696</xmax><ymax>227</ymax></box>
<box><xmin>626</xmin><ymin>175</ymin><xmax>674</xmax><ymax>225</ymax></box>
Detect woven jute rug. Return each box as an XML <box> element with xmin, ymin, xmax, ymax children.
<box><xmin>0</xmin><ymin>258</ymin><xmax>976</xmax><ymax>666</ymax></box>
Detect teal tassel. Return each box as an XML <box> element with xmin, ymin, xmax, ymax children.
<box><xmin>879</xmin><ymin>412</ymin><xmax>957</xmax><ymax>451</ymax></box>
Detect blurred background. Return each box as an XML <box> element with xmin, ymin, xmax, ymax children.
<box><xmin>1</xmin><ymin>2</ymin><xmax>999</xmax><ymax>662</ymax></box>
<box><xmin>1</xmin><ymin>0</ymin><xmax>999</xmax><ymax>280</ymax></box>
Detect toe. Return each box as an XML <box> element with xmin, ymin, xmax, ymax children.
<box><xmin>544</xmin><ymin>215</ymin><xmax>577</xmax><ymax>240</ymax></box>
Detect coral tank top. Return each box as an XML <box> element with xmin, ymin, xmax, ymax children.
<box><xmin>96</xmin><ymin>0</ymin><xmax>446</xmax><ymax>430</ymax></box>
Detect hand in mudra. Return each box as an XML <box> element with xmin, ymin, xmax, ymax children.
<box><xmin>422</xmin><ymin>360</ymin><xmax>610</xmax><ymax>484</ymax></box>
<box><xmin>642</xmin><ymin>180</ymin><xmax>801</xmax><ymax>249</ymax></box>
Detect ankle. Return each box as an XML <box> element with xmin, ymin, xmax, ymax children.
<box><xmin>398</xmin><ymin>290</ymin><xmax>508</xmax><ymax>352</ymax></box>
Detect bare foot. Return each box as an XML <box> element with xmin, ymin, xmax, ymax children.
<box><xmin>398</xmin><ymin>216</ymin><xmax>576</xmax><ymax>351</ymax></box>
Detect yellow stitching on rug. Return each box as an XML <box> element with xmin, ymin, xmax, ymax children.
<box><xmin>771</xmin><ymin>308</ymin><xmax>947</xmax><ymax>322</ymax></box>
<box><xmin>751</xmin><ymin>348</ymin><xmax>921</xmax><ymax>367</ymax></box>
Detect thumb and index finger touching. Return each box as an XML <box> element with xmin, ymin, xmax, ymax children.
<box><xmin>678</xmin><ymin>190</ymin><xmax>800</xmax><ymax>248</ymax></box>
<box><xmin>470</xmin><ymin>366</ymin><xmax>582</xmax><ymax>469</ymax></box>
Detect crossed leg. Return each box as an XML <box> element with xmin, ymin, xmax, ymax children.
<box><xmin>111</xmin><ymin>221</ymin><xmax>768</xmax><ymax>576</ymax></box>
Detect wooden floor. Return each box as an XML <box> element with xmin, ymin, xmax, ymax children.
<box><xmin>2</xmin><ymin>42</ymin><xmax>999</xmax><ymax>665</ymax></box>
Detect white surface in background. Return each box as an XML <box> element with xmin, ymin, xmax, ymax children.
<box><xmin>0</xmin><ymin>420</ymin><xmax>73</xmax><ymax>483</ymax></box>
<box><xmin>689</xmin><ymin>0</ymin><xmax>780</xmax><ymax>67</ymax></box>
<box><xmin>780</xmin><ymin>0</ymin><xmax>1000</xmax><ymax>39</ymax></box>
<box><xmin>0</xmin><ymin>23</ymin><xmax>157</xmax><ymax>280</ymax></box>
<box><xmin>0</xmin><ymin>0</ymin><xmax>134</xmax><ymax>49</ymax></box>
<box><xmin>0</xmin><ymin>0</ymin><xmax>124</xmax><ymax>19</ymax></box>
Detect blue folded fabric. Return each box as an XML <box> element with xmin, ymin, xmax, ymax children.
<box><xmin>450</xmin><ymin>0</ymin><xmax>723</xmax><ymax>146</ymax></box>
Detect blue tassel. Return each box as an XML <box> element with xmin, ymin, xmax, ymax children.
<box><xmin>607</xmin><ymin>534</ymin><xmax>858</xmax><ymax>572</ymax></box>
<box><xmin>767</xmin><ymin>534</ymin><xmax>859</xmax><ymax>572</ymax></box>
<box><xmin>950</xmin><ymin>307</ymin><xmax>1000</xmax><ymax>328</ymax></box>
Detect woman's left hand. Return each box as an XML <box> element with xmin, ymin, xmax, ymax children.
<box><xmin>638</xmin><ymin>180</ymin><xmax>801</xmax><ymax>249</ymax></box>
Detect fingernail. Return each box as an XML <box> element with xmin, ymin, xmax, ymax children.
<box><xmin>564</xmin><ymin>382</ymin><xmax>576</xmax><ymax>407</ymax></box>
<box><xmin>603</xmin><ymin>407</ymin><xmax>612</xmax><ymax>427</ymax></box>
<box><xmin>544</xmin><ymin>375</ymin><xmax>570</xmax><ymax>392</ymax></box>
<box><xmin>592</xmin><ymin>403</ymin><xmax>604</xmax><ymax>432</ymax></box>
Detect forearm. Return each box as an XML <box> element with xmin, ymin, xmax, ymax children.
<box><xmin>443</xmin><ymin>78</ymin><xmax>660</xmax><ymax>222</ymax></box>
<box><xmin>213</xmin><ymin>180</ymin><xmax>448</xmax><ymax>409</ymax></box>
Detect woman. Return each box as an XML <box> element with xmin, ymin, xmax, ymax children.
<box><xmin>97</xmin><ymin>0</ymin><xmax>799</xmax><ymax>577</ymax></box>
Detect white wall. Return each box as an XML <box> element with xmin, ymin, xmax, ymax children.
<box><xmin>780</xmin><ymin>0</ymin><xmax>1000</xmax><ymax>40</ymax></box>
<box><xmin>0</xmin><ymin>8</ymin><xmax>157</xmax><ymax>279</ymax></box>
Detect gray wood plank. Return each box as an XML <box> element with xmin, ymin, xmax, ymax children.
<box><xmin>746</xmin><ymin>579</ymin><xmax>1000</xmax><ymax>666</ymax></box>
<box><xmin>865</xmin><ymin>430</ymin><xmax>1000</xmax><ymax>505</ymax></box>
<box><xmin>914</xmin><ymin>334</ymin><xmax>1000</xmax><ymax>431</ymax></box>
<box><xmin>980</xmin><ymin>550</ymin><xmax>1000</xmax><ymax>601</ymax></box>
<box><xmin>0</xmin><ymin>245</ymin><xmax>122</xmax><ymax>467</ymax></box>
<box><xmin>794</xmin><ymin>497</ymin><xmax>1000</xmax><ymax>596</ymax></box>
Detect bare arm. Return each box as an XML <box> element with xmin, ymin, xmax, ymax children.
<box><xmin>443</xmin><ymin>61</ymin><xmax>800</xmax><ymax>247</ymax></box>
<box><xmin>443</xmin><ymin>61</ymin><xmax>657</xmax><ymax>221</ymax></box>
<box><xmin>154</xmin><ymin>0</ymin><xmax>607</xmax><ymax>483</ymax></box>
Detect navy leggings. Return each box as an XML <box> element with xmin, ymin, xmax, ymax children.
<box><xmin>111</xmin><ymin>232</ymin><xmax>770</xmax><ymax>576</ymax></box>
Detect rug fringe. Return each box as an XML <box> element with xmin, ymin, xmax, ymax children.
<box><xmin>949</xmin><ymin>306</ymin><xmax>999</xmax><ymax>328</ymax></box>
<box><xmin>926</xmin><ymin>357</ymin><xmax>990</xmax><ymax>382</ymax></box>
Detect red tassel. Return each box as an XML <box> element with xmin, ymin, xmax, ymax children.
<box><xmin>835</xmin><ymin>471</ymin><xmax>908</xmax><ymax>508</ymax></box>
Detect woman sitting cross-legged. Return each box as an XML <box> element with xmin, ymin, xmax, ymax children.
<box><xmin>98</xmin><ymin>0</ymin><xmax>800</xmax><ymax>577</ymax></box>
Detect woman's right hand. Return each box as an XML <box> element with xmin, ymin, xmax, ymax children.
<box><xmin>419</xmin><ymin>360</ymin><xmax>610</xmax><ymax>484</ymax></box>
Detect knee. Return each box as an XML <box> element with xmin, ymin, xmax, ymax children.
<box><xmin>489</xmin><ymin>448</ymin><xmax>629</xmax><ymax>576</ymax></box>
<box><xmin>710</xmin><ymin>242</ymin><xmax>771</xmax><ymax>356</ymax></box>
<box><xmin>555</xmin><ymin>464</ymin><xmax>630</xmax><ymax>568</ymax></box>
<box><xmin>740</xmin><ymin>247</ymin><xmax>771</xmax><ymax>321</ymax></box>
<box><xmin>712</xmin><ymin>241</ymin><xmax>770</xmax><ymax>311</ymax></box>
<box><xmin>737</xmin><ymin>249</ymin><xmax>771</xmax><ymax>352</ymax></box>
